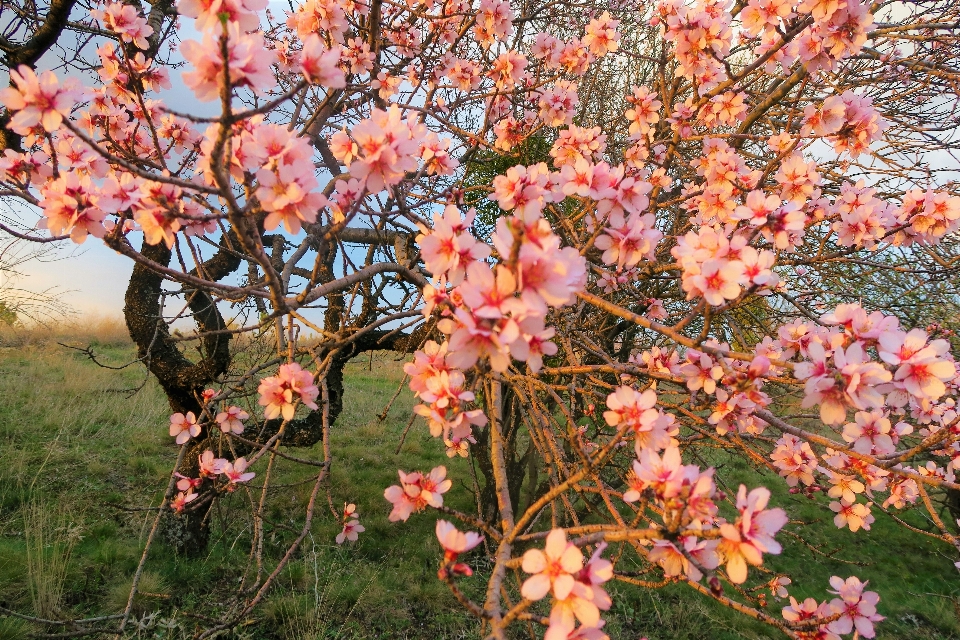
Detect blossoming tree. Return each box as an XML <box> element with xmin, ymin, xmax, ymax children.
<box><xmin>3</xmin><ymin>0</ymin><xmax>960</xmax><ymax>636</ymax></box>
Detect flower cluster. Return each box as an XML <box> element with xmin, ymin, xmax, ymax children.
<box><xmin>171</xmin><ymin>450</ymin><xmax>256</xmax><ymax>512</ymax></box>
<box><xmin>384</xmin><ymin>466</ymin><xmax>453</xmax><ymax>522</ymax></box>
<box><xmin>258</xmin><ymin>362</ymin><xmax>320</xmax><ymax>421</ymax></box>
<box><xmin>521</xmin><ymin>530</ymin><xmax>613</xmax><ymax>639</ymax></box>
<box><xmin>781</xmin><ymin>576</ymin><xmax>883</xmax><ymax>639</ymax></box>
<box><xmin>404</xmin><ymin>340</ymin><xmax>487</xmax><ymax>448</ymax></box>
<box><xmin>336</xmin><ymin>503</ymin><xmax>365</xmax><ymax>544</ymax></box>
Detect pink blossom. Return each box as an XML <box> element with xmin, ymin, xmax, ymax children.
<box><xmin>0</xmin><ymin>65</ymin><xmax>82</xmax><ymax>134</ymax></box>
<box><xmin>625</xmin><ymin>86</ymin><xmax>661</xmax><ymax>139</ymax></box>
<box><xmin>521</xmin><ymin>529</ymin><xmax>584</xmax><ymax>601</ymax></box>
<box><xmin>781</xmin><ymin>596</ymin><xmax>834</xmax><ymax>636</ymax></box>
<box><xmin>538</xmin><ymin>81</ymin><xmax>579</xmax><ymax>127</ymax></box>
<box><xmin>603</xmin><ymin>386</ymin><xmax>672</xmax><ymax>454</ymax></box>
<box><xmin>841</xmin><ymin>410</ymin><xmax>894</xmax><ymax>455</ymax></box>
<box><xmin>220</xmin><ymin>457</ymin><xmax>255</xmax><ymax>489</ymax></box>
<box><xmin>718</xmin><ymin>486</ymin><xmax>787</xmax><ymax>583</ymax></box>
<box><xmin>337</xmin><ymin>503</ymin><xmax>365</xmax><ymax>544</ymax></box>
<box><xmin>826</xmin><ymin>576</ymin><xmax>884</xmax><ymax>637</ymax></box>
<box><xmin>878</xmin><ymin>328</ymin><xmax>955</xmax><ymax>407</ymax></box>
<box><xmin>215</xmin><ymin>406</ymin><xmax>249</xmax><ymax>434</ymax></box>
<box><xmin>169</xmin><ymin>412</ymin><xmax>200</xmax><ymax>445</ymax></box>
<box><xmin>741</xmin><ymin>0</ymin><xmax>793</xmax><ymax>36</ymax></box>
<box><xmin>648</xmin><ymin>537</ymin><xmax>720</xmax><ymax>582</ymax></box>
<box><xmin>133</xmin><ymin>181</ymin><xmax>183</xmax><ymax>248</ymax></box>
<box><xmin>197</xmin><ymin>450</ymin><xmax>223</xmax><ymax>477</ymax></box>
<box><xmin>171</xmin><ymin>490</ymin><xmax>198</xmax><ymax>513</ymax></box>
<box><xmin>488</xmin><ymin>51</ymin><xmax>527</xmax><ymax>90</ymax></box>
<box><xmin>595</xmin><ymin>212</ymin><xmax>661</xmax><ymax>270</ymax></box>
<box><xmin>436</xmin><ymin>519</ymin><xmax>483</xmax><ymax>577</ymax></box>
<box><xmin>830</xmin><ymin>499</ymin><xmax>873</xmax><ymax>532</ymax></box>
<box><xmin>175</xmin><ymin>474</ymin><xmax>202</xmax><ymax>492</ymax></box>
<box><xmin>545</xmin><ymin>542</ymin><xmax>613</xmax><ymax>638</ymax></box>
<box><xmin>795</xmin><ymin>341</ymin><xmax>892</xmax><ymax>425</ymax></box>
<box><xmin>92</xmin><ymin>3</ymin><xmax>154</xmax><ymax>49</ymax></box>
<box><xmin>687</xmin><ymin>259</ymin><xmax>745</xmax><ymax>306</ymax></box>
<box><xmin>337</xmin><ymin>106</ymin><xmax>420</xmax><ymax>193</ymax></box>
<box><xmin>300</xmin><ymin>36</ymin><xmax>346</xmax><ymax>87</ymax></box>
<box><xmin>624</xmin><ymin>446</ymin><xmax>684</xmax><ymax>501</ymax></box>
<box><xmin>826</xmin><ymin>472</ymin><xmax>865</xmax><ymax>505</ymax></box>
<box><xmin>679</xmin><ymin>350</ymin><xmax>724</xmax><ymax>395</ymax></box>
<box><xmin>98</xmin><ymin>172</ymin><xmax>142</xmax><ymax>213</ymax></box>
<box><xmin>257</xmin><ymin>362</ymin><xmax>319</xmax><ymax>421</ymax></box>
<box><xmin>583</xmin><ymin>12</ymin><xmax>620</xmax><ymax>57</ymax></box>
<box><xmin>473</xmin><ymin>0</ymin><xmax>514</xmax><ymax>48</ymax></box>
<box><xmin>0</xmin><ymin>149</ymin><xmax>52</xmax><ymax>185</ymax></box>
<box><xmin>181</xmin><ymin>26</ymin><xmax>277</xmax><ymax>101</ymax></box>
<box><xmin>770</xmin><ymin>435</ymin><xmax>818</xmax><ymax>487</ymax></box>
<box><xmin>383</xmin><ymin>466</ymin><xmax>453</xmax><ymax>521</ymax></box>
<box><xmin>39</xmin><ymin>174</ymin><xmax>107</xmax><ymax>244</ymax></box>
<box><xmin>177</xmin><ymin>0</ymin><xmax>267</xmax><ymax>32</ymax></box>
<box><xmin>418</xmin><ymin>206</ymin><xmax>491</xmax><ymax>285</ymax></box>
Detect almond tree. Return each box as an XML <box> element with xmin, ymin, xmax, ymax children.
<box><xmin>2</xmin><ymin>0</ymin><xmax>960</xmax><ymax>638</ymax></box>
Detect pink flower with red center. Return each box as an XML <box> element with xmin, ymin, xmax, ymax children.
<box><xmin>337</xmin><ymin>105</ymin><xmax>420</xmax><ymax>193</ymax></box>
<box><xmin>648</xmin><ymin>536</ymin><xmax>720</xmax><ymax>582</ymax></box>
<box><xmin>220</xmin><ymin>457</ymin><xmax>255</xmax><ymax>489</ymax></box>
<box><xmin>473</xmin><ymin>0</ymin><xmax>513</xmax><ymax>49</ymax></box>
<box><xmin>0</xmin><ymin>65</ymin><xmax>82</xmax><ymax>134</ymax></box>
<box><xmin>687</xmin><ymin>258</ymin><xmax>746</xmax><ymax>306</ymax></box>
<box><xmin>583</xmin><ymin>11</ymin><xmax>620</xmax><ymax>57</ymax></box>
<box><xmin>521</xmin><ymin>529</ymin><xmax>584</xmax><ymax>601</ymax></box>
<box><xmin>826</xmin><ymin>576</ymin><xmax>883</xmax><ymax>638</ymax></box>
<box><xmin>770</xmin><ymin>434</ymin><xmax>818</xmax><ymax>487</ymax></box>
<box><xmin>169</xmin><ymin>412</ymin><xmax>200</xmax><ymax>445</ymax></box>
<box><xmin>175</xmin><ymin>474</ymin><xmax>202</xmax><ymax>492</ymax></box>
<box><xmin>489</xmin><ymin>163</ymin><xmax>553</xmax><ymax>218</ymax></box>
<box><xmin>625</xmin><ymin>86</ymin><xmax>661</xmax><ymax>139</ymax></box>
<box><xmin>679</xmin><ymin>350</ymin><xmax>724</xmax><ymax>395</ymax></box>
<box><xmin>92</xmin><ymin>3</ymin><xmax>154</xmax><ymax>49</ymax></box>
<box><xmin>299</xmin><ymin>36</ymin><xmax>346</xmax><ymax>87</ymax></box>
<box><xmin>418</xmin><ymin>206</ymin><xmax>491</xmax><ymax>286</ymax></box>
<box><xmin>624</xmin><ymin>446</ymin><xmax>685</xmax><ymax>501</ymax></box>
<box><xmin>830</xmin><ymin>499</ymin><xmax>873</xmax><ymax>532</ymax></box>
<box><xmin>39</xmin><ymin>174</ymin><xmax>107</xmax><ymax>244</ymax></box>
<box><xmin>538</xmin><ymin>80</ymin><xmax>579</xmax><ymax>127</ymax></box>
<box><xmin>383</xmin><ymin>466</ymin><xmax>453</xmax><ymax>522</ymax></box>
<box><xmin>878</xmin><ymin>328</ymin><xmax>956</xmax><ymax>408</ymax></box>
<box><xmin>177</xmin><ymin>0</ymin><xmax>267</xmax><ymax>31</ymax></box>
<box><xmin>594</xmin><ymin>212</ymin><xmax>662</xmax><ymax>270</ymax></box>
<box><xmin>794</xmin><ymin>341</ymin><xmax>891</xmax><ymax>425</ymax></box>
<box><xmin>435</xmin><ymin>520</ymin><xmax>483</xmax><ymax>577</ymax></box>
<box><xmin>171</xmin><ymin>490</ymin><xmax>198</xmax><ymax>513</ymax></box>
<box><xmin>181</xmin><ymin>25</ymin><xmax>277</xmax><ymax>101</ymax></box>
<box><xmin>488</xmin><ymin>50</ymin><xmax>528</xmax><ymax>89</ymax></box>
<box><xmin>717</xmin><ymin>486</ymin><xmax>787</xmax><ymax>584</ymax></box>
<box><xmin>0</xmin><ymin>149</ymin><xmax>52</xmax><ymax>185</ymax></box>
<box><xmin>545</xmin><ymin>542</ymin><xmax>614</xmax><ymax>638</ymax></box>
<box><xmin>215</xmin><ymin>406</ymin><xmax>249</xmax><ymax>434</ymax></box>
<box><xmin>781</xmin><ymin>595</ymin><xmax>834</xmax><ymax>637</ymax></box>
<box><xmin>841</xmin><ymin>410</ymin><xmax>894</xmax><ymax>455</ymax></box>
<box><xmin>336</xmin><ymin>503</ymin><xmax>365</xmax><ymax>544</ymax></box>
<box><xmin>198</xmin><ymin>450</ymin><xmax>224</xmax><ymax>477</ymax></box>
<box><xmin>603</xmin><ymin>386</ymin><xmax>672</xmax><ymax>454</ymax></box>
<box><xmin>258</xmin><ymin>362</ymin><xmax>319</xmax><ymax>421</ymax></box>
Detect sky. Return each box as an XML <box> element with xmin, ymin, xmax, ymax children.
<box><xmin>3</xmin><ymin>11</ymin><xmax>211</xmax><ymax>318</ymax></box>
<box><xmin>13</xmin><ymin>237</ymin><xmax>133</xmax><ymax>315</ymax></box>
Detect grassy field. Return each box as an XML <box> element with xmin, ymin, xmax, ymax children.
<box><xmin>0</xmin><ymin>320</ymin><xmax>958</xmax><ymax>639</ymax></box>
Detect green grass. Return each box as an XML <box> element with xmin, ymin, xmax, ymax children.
<box><xmin>0</xmin><ymin>328</ymin><xmax>958</xmax><ymax>639</ymax></box>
